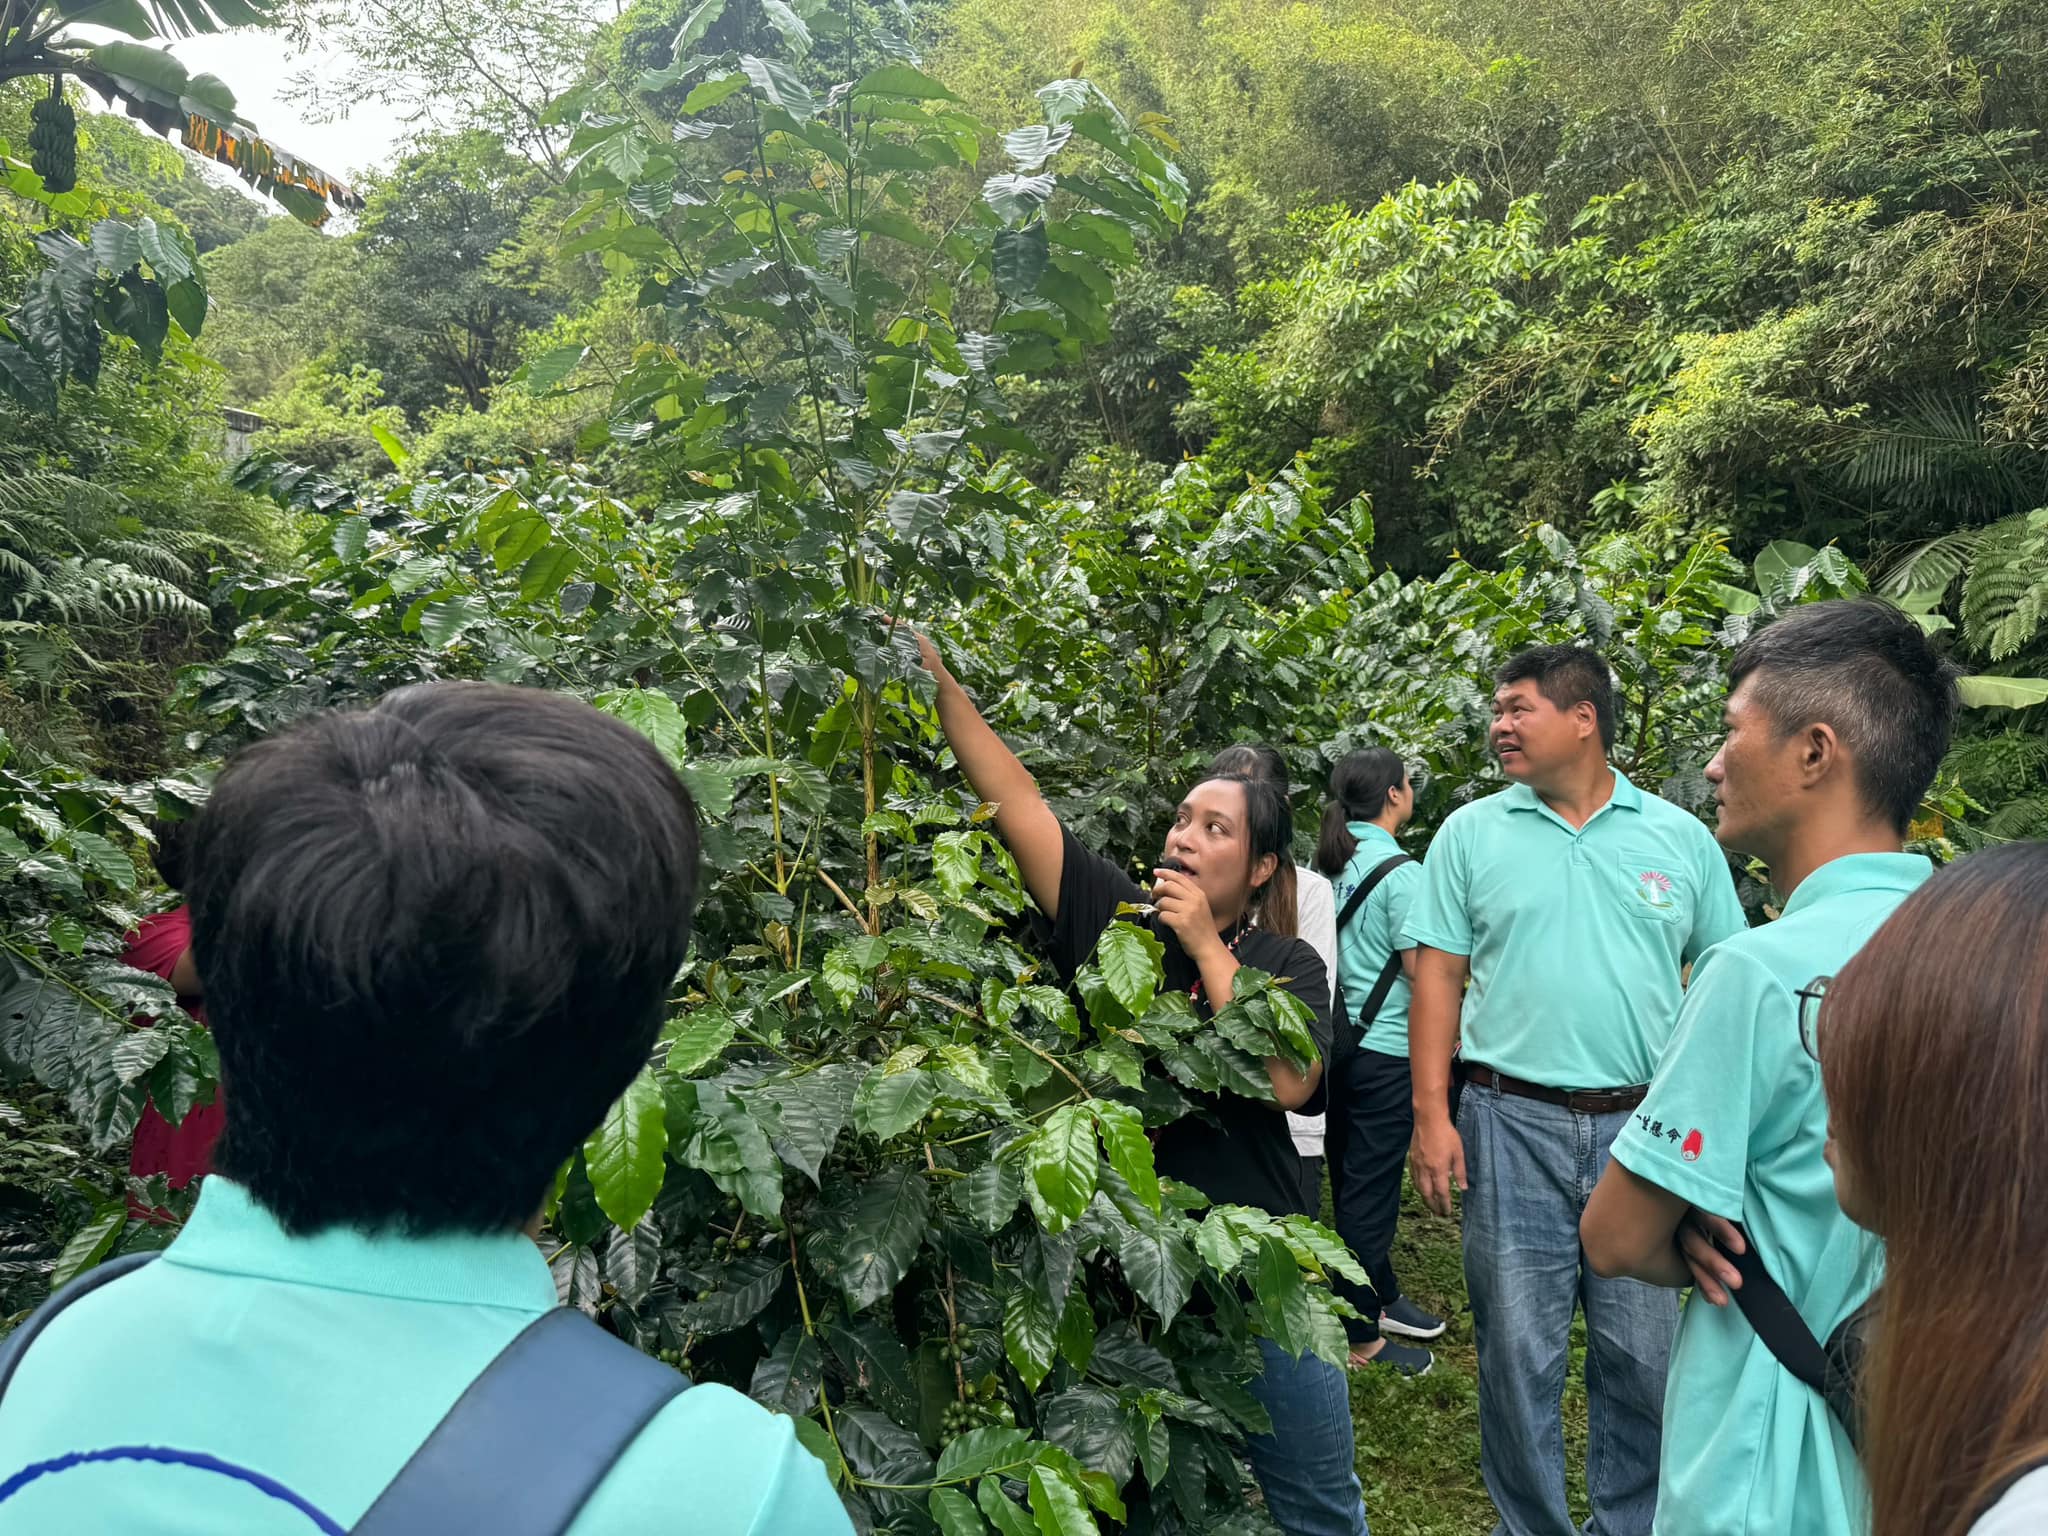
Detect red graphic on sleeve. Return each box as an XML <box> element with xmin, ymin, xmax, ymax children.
<box><xmin>1680</xmin><ymin>1128</ymin><xmax>1703</xmax><ymax>1163</ymax></box>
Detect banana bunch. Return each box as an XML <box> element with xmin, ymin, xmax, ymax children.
<box><xmin>30</xmin><ymin>87</ymin><xmax>77</xmax><ymax>195</ymax></box>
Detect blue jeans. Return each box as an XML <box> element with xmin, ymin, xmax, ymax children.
<box><xmin>1244</xmin><ymin>1336</ymin><xmax>1370</xmax><ymax>1536</ymax></box>
<box><xmin>1460</xmin><ymin>1082</ymin><xmax>1677</xmax><ymax>1536</ymax></box>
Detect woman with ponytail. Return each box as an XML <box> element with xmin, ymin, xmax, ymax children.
<box><xmin>1318</xmin><ymin>749</ymin><xmax>1445</xmax><ymax>1374</ymax></box>
<box><xmin>905</xmin><ymin>629</ymin><xmax>1369</xmax><ymax>1536</ymax></box>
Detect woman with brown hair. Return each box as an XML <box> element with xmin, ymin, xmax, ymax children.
<box><xmin>1816</xmin><ymin>840</ymin><xmax>2048</xmax><ymax>1535</ymax></box>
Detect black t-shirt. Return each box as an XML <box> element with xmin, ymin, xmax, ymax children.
<box><xmin>1044</xmin><ymin>826</ymin><xmax>1332</xmax><ymax>1218</ymax></box>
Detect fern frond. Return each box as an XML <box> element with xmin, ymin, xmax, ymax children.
<box><xmin>1834</xmin><ymin>388</ymin><xmax>2037</xmax><ymax>517</ymax></box>
<box><xmin>1872</xmin><ymin>526</ymin><xmax>1984</xmax><ymax>599</ymax></box>
<box><xmin>0</xmin><ymin>506</ymin><xmax>77</xmax><ymax>558</ymax></box>
<box><xmin>94</xmin><ymin>539</ymin><xmax>194</xmax><ymax>584</ymax></box>
<box><xmin>0</xmin><ymin>547</ymin><xmax>44</xmax><ymax>590</ymax></box>
<box><xmin>1985</xmin><ymin>791</ymin><xmax>2048</xmax><ymax>842</ymax></box>
<box><xmin>0</xmin><ymin>468</ymin><xmax>117</xmax><ymax>510</ymax></box>
<box><xmin>1945</xmin><ymin>729</ymin><xmax>2048</xmax><ymax>799</ymax></box>
<box><xmin>1962</xmin><ymin>510</ymin><xmax>2048</xmax><ymax>660</ymax></box>
<box><xmin>21</xmin><ymin>560</ymin><xmax>208</xmax><ymax>629</ymax></box>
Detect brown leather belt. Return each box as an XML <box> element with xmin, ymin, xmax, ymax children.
<box><xmin>1463</xmin><ymin>1063</ymin><xmax>1648</xmax><ymax>1116</ymax></box>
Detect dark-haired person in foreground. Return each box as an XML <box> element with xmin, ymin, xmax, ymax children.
<box><xmin>0</xmin><ymin>683</ymin><xmax>850</xmax><ymax>1533</ymax></box>
<box><xmin>1582</xmin><ymin>600</ymin><xmax>1960</xmax><ymax>1536</ymax></box>
<box><xmin>1405</xmin><ymin>645</ymin><xmax>1746</xmax><ymax>1536</ymax></box>
<box><xmin>1806</xmin><ymin>842</ymin><xmax>2048</xmax><ymax>1536</ymax></box>
<box><xmin>908</xmin><ymin>631</ymin><xmax>1368</xmax><ymax>1536</ymax></box>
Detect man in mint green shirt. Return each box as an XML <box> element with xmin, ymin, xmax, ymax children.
<box><xmin>1403</xmin><ymin>764</ymin><xmax>1746</xmax><ymax>1097</ymax></box>
<box><xmin>1583</xmin><ymin>599</ymin><xmax>1961</xmax><ymax>1536</ymax></box>
<box><xmin>1404</xmin><ymin>645</ymin><xmax>1747</xmax><ymax>1536</ymax></box>
<box><xmin>0</xmin><ymin>684</ymin><xmax>849</xmax><ymax>1535</ymax></box>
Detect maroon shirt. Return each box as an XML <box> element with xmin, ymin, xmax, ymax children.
<box><xmin>123</xmin><ymin>906</ymin><xmax>223</xmax><ymax>1203</ymax></box>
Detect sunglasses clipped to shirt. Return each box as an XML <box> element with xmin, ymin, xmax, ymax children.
<box><xmin>1795</xmin><ymin>974</ymin><xmax>1831</xmax><ymax>1062</ymax></box>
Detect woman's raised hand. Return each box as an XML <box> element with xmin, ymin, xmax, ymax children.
<box><xmin>891</xmin><ymin>618</ymin><xmax>949</xmax><ymax>681</ymax></box>
<box><xmin>892</xmin><ymin>616</ymin><xmax>1065</xmax><ymax>919</ymax></box>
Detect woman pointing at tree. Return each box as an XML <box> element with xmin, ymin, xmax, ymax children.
<box><xmin>904</xmin><ymin>627</ymin><xmax>1371</xmax><ymax>1536</ymax></box>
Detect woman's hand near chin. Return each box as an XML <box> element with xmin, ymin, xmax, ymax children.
<box><xmin>1150</xmin><ymin>866</ymin><xmax>1220</xmax><ymax>955</ymax></box>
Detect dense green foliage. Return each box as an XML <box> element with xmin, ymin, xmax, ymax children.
<box><xmin>4</xmin><ymin>0</ymin><xmax>2048</xmax><ymax>1529</ymax></box>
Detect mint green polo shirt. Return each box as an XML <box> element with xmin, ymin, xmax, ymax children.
<box><xmin>1611</xmin><ymin>852</ymin><xmax>1929</xmax><ymax>1536</ymax></box>
<box><xmin>0</xmin><ymin>1178</ymin><xmax>850</xmax><ymax>1535</ymax></box>
<box><xmin>1402</xmin><ymin>772</ymin><xmax>1747</xmax><ymax>1089</ymax></box>
<box><xmin>1332</xmin><ymin>822</ymin><xmax>1424</xmax><ymax>1057</ymax></box>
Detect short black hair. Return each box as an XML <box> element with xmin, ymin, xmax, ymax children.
<box><xmin>189</xmin><ymin>682</ymin><xmax>701</xmax><ymax>1236</ymax></box>
<box><xmin>1728</xmin><ymin>598</ymin><xmax>1961</xmax><ymax>835</ymax></box>
<box><xmin>1496</xmin><ymin>644</ymin><xmax>1616</xmax><ymax>751</ymax></box>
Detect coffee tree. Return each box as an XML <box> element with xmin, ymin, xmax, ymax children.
<box><xmin>179</xmin><ymin>458</ymin><xmax>1366</xmax><ymax>1536</ymax></box>
<box><xmin>19</xmin><ymin>462</ymin><xmax>1984</xmax><ymax>1530</ymax></box>
<box><xmin>159</xmin><ymin>472</ymin><xmax>1832</xmax><ymax>1534</ymax></box>
<box><xmin>35</xmin><ymin>7</ymin><xmax>1368</xmax><ymax>1531</ymax></box>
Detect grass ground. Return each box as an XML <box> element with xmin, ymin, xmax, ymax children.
<box><xmin>1333</xmin><ymin>1176</ymin><xmax>1592</xmax><ymax>1536</ymax></box>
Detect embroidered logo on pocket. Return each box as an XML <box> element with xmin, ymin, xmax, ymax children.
<box><xmin>1634</xmin><ymin>869</ymin><xmax>1675</xmax><ymax>909</ymax></box>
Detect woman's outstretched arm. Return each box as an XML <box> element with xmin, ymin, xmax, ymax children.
<box><xmin>906</xmin><ymin>627</ymin><xmax>1066</xmax><ymax>918</ymax></box>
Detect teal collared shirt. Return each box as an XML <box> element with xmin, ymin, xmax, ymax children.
<box><xmin>1611</xmin><ymin>851</ymin><xmax>1930</xmax><ymax>1536</ymax></box>
<box><xmin>1402</xmin><ymin>771</ymin><xmax>1748</xmax><ymax>1089</ymax></box>
<box><xmin>0</xmin><ymin>1178</ymin><xmax>850</xmax><ymax>1535</ymax></box>
<box><xmin>1332</xmin><ymin>822</ymin><xmax>1424</xmax><ymax>1057</ymax></box>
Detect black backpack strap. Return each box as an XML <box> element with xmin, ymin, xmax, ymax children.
<box><xmin>1333</xmin><ymin>854</ymin><xmax>1410</xmax><ymax>939</ymax></box>
<box><xmin>0</xmin><ymin>1251</ymin><xmax>158</xmax><ymax>1407</ymax></box>
<box><xmin>1331</xmin><ymin>855</ymin><xmax>1414</xmax><ymax>1038</ymax></box>
<box><xmin>351</xmin><ymin>1307</ymin><xmax>689</xmax><ymax>1536</ymax></box>
<box><xmin>1354</xmin><ymin>953</ymin><xmax>1408</xmax><ymax>1041</ymax></box>
<box><xmin>1716</xmin><ymin>1227</ymin><xmax>1831</xmax><ymax>1397</ymax></box>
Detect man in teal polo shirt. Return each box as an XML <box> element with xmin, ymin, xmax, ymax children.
<box><xmin>0</xmin><ymin>684</ymin><xmax>850</xmax><ymax>1534</ymax></box>
<box><xmin>1406</xmin><ymin>645</ymin><xmax>1747</xmax><ymax>1536</ymax></box>
<box><xmin>1582</xmin><ymin>599</ymin><xmax>1960</xmax><ymax>1535</ymax></box>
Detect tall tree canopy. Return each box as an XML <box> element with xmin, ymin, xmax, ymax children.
<box><xmin>346</xmin><ymin>130</ymin><xmax>557</xmax><ymax>416</ymax></box>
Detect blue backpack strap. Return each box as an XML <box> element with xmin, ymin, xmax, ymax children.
<box><xmin>0</xmin><ymin>1252</ymin><xmax>158</xmax><ymax>1407</ymax></box>
<box><xmin>351</xmin><ymin>1307</ymin><xmax>689</xmax><ymax>1536</ymax></box>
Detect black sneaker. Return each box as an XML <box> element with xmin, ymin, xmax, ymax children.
<box><xmin>1348</xmin><ymin>1338</ymin><xmax>1434</xmax><ymax>1376</ymax></box>
<box><xmin>1379</xmin><ymin>1295</ymin><xmax>1447</xmax><ymax>1341</ymax></box>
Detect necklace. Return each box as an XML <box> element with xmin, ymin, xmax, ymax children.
<box><xmin>1188</xmin><ymin>919</ymin><xmax>1253</xmax><ymax>1006</ymax></box>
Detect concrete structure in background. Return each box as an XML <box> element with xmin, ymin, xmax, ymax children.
<box><xmin>224</xmin><ymin>408</ymin><xmax>264</xmax><ymax>462</ymax></box>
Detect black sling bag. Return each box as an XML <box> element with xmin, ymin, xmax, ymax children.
<box><xmin>1713</xmin><ymin>1227</ymin><xmax>1875</xmax><ymax>1453</ymax></box>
